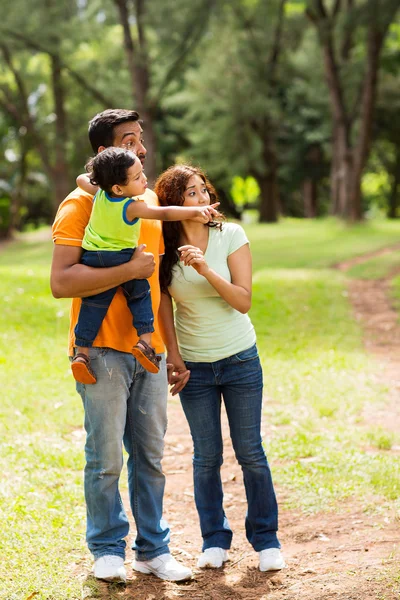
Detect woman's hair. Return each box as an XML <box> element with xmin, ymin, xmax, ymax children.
<box><xmin>155</xmin><ymin>164</ymin><xmax>224</xmax><ymax>292</ymax></box>
<box><xmin>85</xmin><ymin>147</ymin><xmax>137</xmax><ymax>194</ymax></box>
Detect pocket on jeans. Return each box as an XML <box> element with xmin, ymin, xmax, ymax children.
<box><xmin>231</xmin><ymin>344</ymin><xmax>258</xmax><ymax>363</ymax></box>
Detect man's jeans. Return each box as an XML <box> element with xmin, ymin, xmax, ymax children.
<box><xmin>76</xmin><ymin>347</ymin><xmax>170</xmax><ymax>560</ymax></box>
<box><xmin>179</xmin><ymin>344</ymin><xmax>280</xmax><ymax>552</ymax></box>
<box><xmin>75</xmin><ymin>248</ymin><xmax>154</xmax><ymax>347</ymax></box>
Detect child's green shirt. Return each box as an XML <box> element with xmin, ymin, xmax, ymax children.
<box><xmin>82</xmin><ymin>189</ymin><xmax>141</xmax><ymax>251</ymax></box>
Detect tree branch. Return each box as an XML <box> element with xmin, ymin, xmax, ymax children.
<box><xmin>1</xmin><ymin>28</ymin><xmax>114</xmax><ymax>106</ymax></box>
<box><xmin>268</xmin><ymin>0</ymin><xmax>287</xmax><ymax>83</ymax></box>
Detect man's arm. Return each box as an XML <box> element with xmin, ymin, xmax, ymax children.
<box><xmin>50</xmin><ymin>243</ymin><xmax>155</xmax><ymax>298</ymax></box>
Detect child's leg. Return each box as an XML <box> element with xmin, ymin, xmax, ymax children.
<box><xmin>72</xmin><ymin>249</ymin><xmax>129</xmax><ymax>384</ymax></box>
<box><xmin>122</xmin><ymin>277</ymin><xmax>160</xmax><ymax>373</ymax></box>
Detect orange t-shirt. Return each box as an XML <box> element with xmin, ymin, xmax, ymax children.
<box><xmin>52</xmin><ymin>187</ymin><xmax>165</xmax><ymax>356</ymax></box>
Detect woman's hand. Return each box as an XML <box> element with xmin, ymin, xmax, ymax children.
<box><xmin>178</xmin><ymin>245</ymin><xmax>209</xmax><ymax>276</ymax></box>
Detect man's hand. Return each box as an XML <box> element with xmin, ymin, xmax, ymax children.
<box><xmin>167</xmin><ymin>358</ymin><xmax>190</xmax><ymax>396</ymax></box>
<box><xmin>130</xmin><ymin>244</ymin><xmax>156</xmax><ymax>279</ymax></box>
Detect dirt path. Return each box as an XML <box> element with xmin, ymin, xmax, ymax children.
<box><xmin>78</xmin><ymin>245</ymin><xmax>400</xmax><ymax>600</ymax></box>
<box><xmin>81</xmin><ymin>399</ymin><xmax>400</xmax><ymax>600</ymax></box>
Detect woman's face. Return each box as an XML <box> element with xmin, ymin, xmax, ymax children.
<box><xmin>183</xmin><ymin>174</ymin><xmax>210</xmax><ymax>207</ymax></box>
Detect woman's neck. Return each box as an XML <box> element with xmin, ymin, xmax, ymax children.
<box><xmin>180</xmin><ymin>221</ymin><xmax>209</xmax><ymax>248</ymax></box>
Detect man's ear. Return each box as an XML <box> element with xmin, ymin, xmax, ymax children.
<box><xmin>97</xmin><ymin>145</ymin><xmax>106</xmax><ymax>153</ymax></box>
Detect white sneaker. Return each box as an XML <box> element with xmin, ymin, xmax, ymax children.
<box><xmin>93</xmin><ymin>555</ymin><xmax>127</xmax><ymax>582</ymax></box>
<box><xmin>259</xmin><ymin>548</ymin><xmax>286</xmax><ymax>572</ymax></box>
<box><xmin>132</xmin><ymin>553</ymin><xmax>192</xmax><ymax>581</ymax></box>
<box><xmin>197</xmin><ymin>547</ymin><xmax>229</xmax><ymax>568</ymax></box>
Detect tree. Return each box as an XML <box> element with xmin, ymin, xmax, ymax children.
<box><xmin>112</xmin><ymin>0</ymin><xmax>218</xmax><ymax>184</ymax></box>
<box><xmin>168</xmin><ymin>0</ymin><xmax>304</xmax><ymax>222</ymax></box>
<box><xmin>306</xmin><ymin>0</ymin><xmax>400</xmax><ymax>220</ymax></box>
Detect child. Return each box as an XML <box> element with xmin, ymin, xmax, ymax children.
<box><xmin>72</xmin><ymin>147</ymin><xmax>219</xmax><ymax>385</ymax></box>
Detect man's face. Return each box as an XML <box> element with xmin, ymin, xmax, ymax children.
<box><xmin>111</xmin><ymin>121</ymin><xmax>147</xmax><ymax>165</ymax></box>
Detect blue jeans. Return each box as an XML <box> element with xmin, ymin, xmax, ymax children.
<box><xmin>75</xmin><ymin>347</ymin><xmax>170</xmax><ymax>560</ymax></box>
<box><xmin>179</xmin><ymin>344</ymin><xmax>280</xmax><ymax>552</ymax></box>
<box><xmin>74</xmin><ymin>248</ymin><xmax>154</xmax><ymax>347</ymax></box>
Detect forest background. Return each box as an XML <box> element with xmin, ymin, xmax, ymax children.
<box><xmin>0</xmin><ymin>0</ymin><xmax>399</xmax><ymax>235</ymax></box>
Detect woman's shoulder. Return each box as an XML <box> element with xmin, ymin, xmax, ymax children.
<box><xmin>215</xmin><ymin>221</ymin><xmax>246</xmax><ymax>237</ymax></box>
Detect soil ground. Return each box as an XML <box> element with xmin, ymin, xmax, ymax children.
<box><xmin>77</xmin><ymin>245</ymin><xmax>400</xmax><ymax>599</ymax></box>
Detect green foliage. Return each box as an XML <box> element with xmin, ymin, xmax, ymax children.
<box><xmin>230</xmin><ymin>176</ymin><xmax>260</xmax><ymax>209</ymax></box>
<box><xmin>0</xmin><ymin>0</ymin><xmax>399</xmax><ymax>229</ymax></box>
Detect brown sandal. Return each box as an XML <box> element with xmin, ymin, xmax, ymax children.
<box><xmin>71</xmin><ymin>353</ymin><xmax>97</xmax><ymax>384</ymax></box>
<box><xmin>132</xmin><ymin>340</ymin><xmax>161</xmax><ymax>374</ymax></box>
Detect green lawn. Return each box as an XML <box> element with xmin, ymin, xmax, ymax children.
<box><xmin>1</xmin><ymin>219</ymin><xmax>400</xmax><ymax>599</ymax></box>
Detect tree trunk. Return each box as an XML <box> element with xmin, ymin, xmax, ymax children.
<box><xmin>50</xmin><ymin>53</ymin><xmax>70</xmax><ymax>212</ymax></box>
<box><xmin>6</xmin><ymin>143</ymin><xmax>28</xmax><ymax>237</ymax></box>
<box><xmin>114</xmin><ymin>0</ymin><xmax>158</xmax><ymax>185</ymax></box>
<box><xmin>257</xmin><ymin>172</ymin><xmax>279</xmax><ymax>223</ymax></box>
<box><xmin>139</xmin><ymin>108</ymin><xmax>158</xmax><ymax>186</ymax></box>
<box><xmin>303</xmin><ymin>179</ymin><xmax>318</xmax><ymax>218</ymax></box>
<box><xmin>387</xmin><ymin>151</ymin><xmax>400</xmax><ymax>219</ymax></box>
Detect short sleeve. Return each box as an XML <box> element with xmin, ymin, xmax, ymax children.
<box><xmin>52</xmin><ymin>189</ymin><xmax>93</xmax><ymax>247</ymax></box>
<box><xmin>227</xmin><ymin>223</ymin><xmax>250</xmax><ymax>256</ymax></box>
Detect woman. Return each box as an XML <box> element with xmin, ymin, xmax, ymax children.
<box><xmin>156</xmin><ymin>165</ymin><xmax>284</xmax><ymax>572</ymax></box>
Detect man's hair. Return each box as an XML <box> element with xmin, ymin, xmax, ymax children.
<box><xmin>88</xmin><ymin>109</ymin><xmax>140</xmax><ymax>153</ymax></box>
<box><xmin>85</xmin><ymin>147</ymin><xmax>137</xmax><ymax>194</ymax></box>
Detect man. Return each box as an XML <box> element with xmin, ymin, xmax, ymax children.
<box><xmin>51</xmin><ymin>109</ymin><xmax>191</xmax><ymax>583</ymax></box>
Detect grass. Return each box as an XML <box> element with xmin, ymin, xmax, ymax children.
<box><xmin>1</xmin><ymin>218</ymin><xmax>400</xmax><ymax>598</ymax></box>
<box><xmin>346</xmin><ymin>251</ymin><xmax>400</xmax><ymax>279</ymax></box>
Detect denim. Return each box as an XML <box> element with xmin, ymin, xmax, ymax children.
<box><xmin>74</xmin><ymin>248</ymin><xmax>154</xmax><ymax>346</ymax></box>
<box><xmin>179</xmin><ymin>344</ymin><xmax>280</xmax><ymax>552</ymax></box>
<box><xmin>75</xmin><ymin>347</ymin><xmax>170</xmax><ymax>560</ymax></box>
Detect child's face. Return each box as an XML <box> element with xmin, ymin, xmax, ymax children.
<box><xmin>182</xmin><ymin>175</ymin><xmax>210</xmax><ymax>207</ymax></box>
<box><xmin>115</xmin><ymin>160</ymin><xmax>147</xmax><ymax>197</ymax></box>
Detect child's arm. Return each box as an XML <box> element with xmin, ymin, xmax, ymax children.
<box><xmin>77</xmin><ymin>173</ymin><xmax>99</xmax><ymax>195</ymax></box>
<box><xmin>127</xmin><ymin>200</ymin><xmax>220</xmax><ymax>224</ymax></box>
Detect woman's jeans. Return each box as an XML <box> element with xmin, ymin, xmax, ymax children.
<box><xmin>179</xmin><ymin>344</ymin><xmax>280</xmax><ymax>552</ymax></box>
<box><xmin>75</xmin><ymin>348</ymin><xmax>170</xmax><ymax>560</ymax></box>
<box><xmin>74</xmin><ymin>248</ymin><xmax>154</xmax><ymax>347</ymax></box>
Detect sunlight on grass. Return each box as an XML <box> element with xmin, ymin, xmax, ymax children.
<box><xmin>346</xmin><ymin>251</ymin><xmax>400</xmax><ymax>279</ymax></box>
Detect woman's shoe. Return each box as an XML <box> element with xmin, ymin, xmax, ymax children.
<box><xmin>259</xmin><ymin>548</ymin><xmax>285</xmax><ymax>571</ymax></box>
<box><xmin>197</xmin><ymin>547</ymin><xmax>229</xmax><ymax>568</ymax></box>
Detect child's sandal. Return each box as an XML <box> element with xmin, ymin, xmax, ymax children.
<box><xmin>132</xmin><ymin>340</ymin><xmax>161</xmax><ymax>373</ymax></box>
<box><xmin>71</xmin><ymin>353</ymin><xmax>97</xmax><ymax>384</ymax></box>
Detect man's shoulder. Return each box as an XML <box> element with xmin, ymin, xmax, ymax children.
<box><xmin>139</xmin><ymin>188</ymin><xmax>159</xmax><ymax>206</ymax></box>
<box><xmin>57</xmin><ymin>187</ymin><xmax>94</xmax><ymax>215</ymax></box>
<box><xmin>52</xmin><ymin>187</ymin><xmax>94</xmax><ymax>246</ymax></box>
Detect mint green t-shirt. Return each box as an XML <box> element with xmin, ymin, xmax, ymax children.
<box><xmin>168</xmin><ymin>223</ymin><xmax>256</xmax><ymax>362</ymax></box>
<box><xmin>82</xmin><ymin>189</ymin><xmax>141</xmax><ymax>252</ymax></box>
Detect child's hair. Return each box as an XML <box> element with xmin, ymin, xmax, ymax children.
<box><xmin>85</xmin><ymin>147</ymin><xmax>137</xmax><ymax>194</ymax></box>
<box><xmin>155</xmin><ymin>164</ymin><xmax>224</xmax><ymax>292</ymax></box>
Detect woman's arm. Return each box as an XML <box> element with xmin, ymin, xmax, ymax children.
<box><xmin>50</xmin><ymin>243</ymin><xmax>155</xmax><ymax>298</ymax></box>
<box><xmin>158</xmin><ymin>291</ymin><xmax>190</xmax><ymax>395</ymax></box>
<box><xmin>127</xmin><ymin>201</ymin><xmax>220</xmax><ymax>224</ymax></box>
<box><xmin>178</xmin><ymin>243</ymin><xmax>252</xmax><ymax>314</ymax></box>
